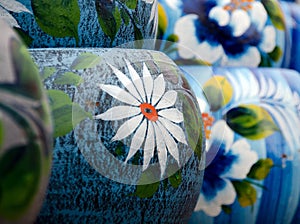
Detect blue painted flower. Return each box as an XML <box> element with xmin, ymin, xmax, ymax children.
<box><xmin>194</xmin><ymin>120</ymin><xmax>258</xmax><ymax>216</ymax></box>
<box><xmin>174</xmin><ymin>0</ymin><xmax>276</xmax><ymax>66</ymax></box>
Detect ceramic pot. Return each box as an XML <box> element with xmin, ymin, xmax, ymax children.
<box><xmin>179</xmin><ymin>65</ymin><xmax>300</xmax><ymax>224</ymax></box>
<box><xmin>0</xmin><ymin>21</ymin><xmax>53</xmax><ymax>223</ymax></box>
<box><xmin>0</xmin><ymin>0</ymin><xmax>158</xmax><ymax>48</ymax></box>
<box><xmin>29</xmin><ymin>48</ymin><xmax>205</xmax><ymax>223</ymax></box>
<box><xmin>157</xmin><ymin>0</ymin><xmax>290</xmax><ymax>68</ymax></box>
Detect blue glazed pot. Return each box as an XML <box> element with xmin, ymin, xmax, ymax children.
<box><xmin>180</xmin><ymin>65</ymin><xmax>300</xmax><ymax>224</ymax></box>
<box><xmin>0</xmin><ymin>21</ymin><xmax>53</xmax><ymax>223</ymax></box>
<box><xmin>157</xmin><ymin>0</ymin><xmax>292</xmax><ymax>68</ymax></box>
<box><xmin>29</xmin><ymin>48</ymin><xmax>205</xmax><ymax>223</ymax></box>
<box><xmin>0</xmin><ymin>0</ymin><xmax>158</xmax><ymax>48</ymax></box>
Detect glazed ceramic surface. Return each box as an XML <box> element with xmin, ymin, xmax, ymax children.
<box><xmin>157</xmin><ymin>0</ymin><xmax>290</xmax><ymax>67</ymax></box>
<box><xmin>29</xmin><ymin>48</ymin><xmax>205</xmax><ymax>223</ymax></box>
<box><xmin>180</xmin><ymin>66</ymin><xmax>300</xmax><ymax>224</ymax></box>
<box><xmin>280</xmin><ymin>1</ymin><xmax>300</xmax><ymax>72</ymax></box>
<box><xmin>0</xmin><ymin>21</ymin><xmax>52</xmax><ymax>223</ymax></box>
<box><xmin>0</xmin><ymin>0</ymin><xmax>158</xmax><ymax>48</ymax></box>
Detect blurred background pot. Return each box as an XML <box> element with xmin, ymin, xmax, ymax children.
<box><xmin>179</xmin><ymin>65</ymin><xmax>300</xmax><ymax>224</ymax></box>
<box><xmin>0</xmin><ymin>0</ymin><xmax>158</xmax><ymax>48</ymax></box>
<box><xmin>156</xmin><ymin>0</ymin><xmax>298</xmax><ymax>69</ymax></box>
<box><xmin>0</xmin><ymin>21</ymin><xmax>53</xmax><ymax>223</ymax></box>
<box><xmin>29</xmin><ymin>48</ymin><xmax>205</xmax><ymax>223</ymax></box>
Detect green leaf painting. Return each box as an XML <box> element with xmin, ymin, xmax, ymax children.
<box><xmin>31</xmin><ymin>0</ymin><xmax>80</xmax><ymax>43</ymax></box>
<box><xmin>0</xmin><ymin>144</ymin><xmax>41</xmax><ymax>220</ymax></box>
<box><xmin>261</xmin><ymin>0</ymin><xmax>286</xmax><ymax>30</ymax></box>
<box><xmin>134</xmin><ymin>167</ymin><xmax>160</xmax><ymax>198</ymax></box>
<box><xmin>268</xmin><ymin>46</ymin><xmax>283</xmax><ymax>62</ymax></box>
<box><xmin>47</xmin><ymin>90</ymin><xmax>91</xmax><ymax>137</ymax></box>
<box><xmin>247</xmin><ymin>158</ymin><xmax>274</xmax><ymax>180</ymax></box>
<box><xmin>232</xmin><ymin>180</ymin><xmax>257</xmax><ymax>207</ymax></box>
<box><xmin>53</xmin><ymin>72</ymin><xmax>84</xmax><ymax>86</ymax></box>
<box><xmin>41</xmin><ymin>67</ymin><xmax>56</xmax><ymax>81</ymax></box>
<box><xmin>225</xmin><ymin>104</ymin><xmax>279</xmax><ymax>140</ymax></box>
<box><xmin>10</xmin><ymin>38</ymin><xmax>42</xmax><ymax>100</ymax></box>
<box><xmin>181</xmin><ymin>92</ymin><xmax>203</xmax><ymax>161</ymax></box>
<box><xmin>124</xmin><ymin>0</ymin><xmax>138</xmax><ymax>9</ymax></box>
<box><xmin>70</xmin><ymin>53</ymin><xmax>102</xmax><ymax>70</ymax></box>
<box><xmin>203</xmin><ymin>76</ymin><xmax>233</xmax><ymax>112</ymax></box>
<box><xmin>95</xmin><ymin>0</ymin><xmax>122</xmax><ymax>44</ymax></box>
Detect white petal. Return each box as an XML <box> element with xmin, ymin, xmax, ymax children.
<box><xmin>151</xmin><ymin>74</ymin><xmax>166</xmax><ymax>106</ymax></box>
<box><xmin>111</xmin><ymin>114</ymin><xmax>143</xmax><ymax>141</ymax></box>
<box><xmin>143</xmin><ymin>122</ymin><xmax>155</xmax><ymax>171</ymax></box>
<box><xmin>209</xmin><ymin>6</ymin><xmax>230</xmax><ymax>26</ymax></box>
<box><xmin>194</xmin><ymin>179</ymin><xmax>236</xmax><ymax>216</ymax></box>
<box><xmin>155</xmin><ymin>90</ymin><xmax>177</xmax><ymax>110</ymax></box>
<box><xmin>108</xmin><ymin>63</ymin><xmax>142</xmax><ymax>102</ymax></box>
<box><xmin>259</xmin><ymin>26</ymin><xmax>276</xmax><ymax>53</ymax></box>
<box><xmin>0</xmin><ymin>0</ymin><xmax>31</xmax><ymax>13</ymax></box>
<box><xmin>209</xmin><ymin>120</ymin><xmax>233</xmax><ymax>153</ymax></box>
<box><xmin>215</xmin><ymin>179</ymin><xmax>236</xmax><ymax>205</ymax></box>
<box><xmin>125</xmin><ymin>60</ymin><xmax>146</xmax><ymax>102</ymax></box>
<box><xmin>250</xmin><ymin>2</ymin><xmax>267</xmax><ymax>31</ymax></box>
<box><xmin>223</xmin><ymin>47</ymin><xmax>260</xmax><ymax>66</ymax></box>
<box><xmin>99</xmin><ymin>84</ymin><xmax>140</xmax><ymax>106</ymax></box>
<box><xmin>93</xmin><ymin>106</ymin><xmax>140</xmax><ymax>120</ymax></box>
<box><xmin>143</xmin><ymin>63</ymin><xmax>154</xmax><ymax>102</ymax></box>
<box><xmin>125</xmin><ymin>119</ymin><xmax>147</xmax><ymax>163</ymax></box>
<box><xmin>0</xmin><ymin>7</ymin><xmax>20</xmax><ymax>27</ymax></box>
<box><xmin>223</xmin><ymin>139</ymin><xmax>258</xmax><ymax>179</ymax></box>
<box><xmin>157</xmin><ymin>121</ymin><xmax>180</xmax><ymax>165</ymax></box>
<box><xmin>217</xmin><ymin>0</ymin><xmax>231</xmax><ymax>6</ymax></box>
<box><xmin>158</xmin><ymin>117</ymin><xmax>187</xmax><ymax>145</ymax></box>
<box><xmin>174</xmin><ymin>14</ymin><xmax>201</xmax><ymax>59</ymax></box>
<box><xmin>194</xmin><ymin>194</ymin><xmax>222</xmax><ymax>216</ymax></box>
<box><xmin>153</xmin><ymin>123</ymin><xmax>168</xmax><ymax>178</ymax></box>
<box><xmin>230</xmin><ymin>9</ymin><xmax>251</xmax><ymax>37</ymax></box>
<box><xmin>158</xmin><ymin>108</ymin><xmax>184</xmax><ymax>123</ymax></box>
<box><xmin>195</xmin><ymin>41</ymin><xmax>224</xmax><ymax>64</ymax></box>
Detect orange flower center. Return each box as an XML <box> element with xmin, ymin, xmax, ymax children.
<box><xmin>202</xmin><ymin>113</ymin><xmax>215</xmax><ymax>139</ymax></box>
<box><xmin>140</xmin><ymin>103</ymin><xmax>158</xmax><ymax>122</ymax></box>
<box><xmin>223</xmin><ymin>0</ymin><xmax>254</xmax><ymax>12</ymax></box>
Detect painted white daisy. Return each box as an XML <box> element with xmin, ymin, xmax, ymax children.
<box><xmin>0</xmin><ymin>0</ymin><xmax>31</xmax><ymax>28</ymax></box>
<box><xmin>94</xmin><ymin>60</ymin><xmax>188</xmax><ymax>177</ymax></box>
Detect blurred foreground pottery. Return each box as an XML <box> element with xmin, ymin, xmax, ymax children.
<box><xmin>0</xmin><ymin>0</ymin><xmax>158</xmax><ymax>48</ymax></box>
<box><xmin>0</xmin><ymin>21</ymin><xmax>52</xmax><ymax>223</ymax></box>
<box><xmin>180</xmin><ymin>66</ymin><xmax>300</xmax><ymax>224</ymax></box>
<box><xmin>30</xmin><ymin>48</ymin><xmax>205</xmax><ymax>223</ymax></box>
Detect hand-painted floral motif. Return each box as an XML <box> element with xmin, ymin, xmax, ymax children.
<box><xmin>195</xmin><ymin>120</ymin><xmax>258</xmax><ymax>216</ymax></box>
<box><xmin>94</xmin><ymin>61</ymin><xmax>187</xmax><ymax>177</ymax></box>
<box><xmin>174</xmin><ymin>0</ymin><xmax>278</xmax><ymax>66</ymax></box>
<box><xmin>158</xmin><ymin>0</ymin><xmax>286</xmax><ymax>67</ymax></box>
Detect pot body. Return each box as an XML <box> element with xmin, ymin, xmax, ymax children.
<box><xmin>181</xmin><ymin>65</ymin><xmax>300</xmax><ymax>224</ymax></box>
<box><xmin>30</xmin><ymin>48</ymin><xmax>205</xmax><ymax>223</ymax></box>
<box><xmin>0</xmin><ymin>21</ymin><xmax>53</xmax><ymax>223</ymax></box>
<box><xmin>1</xmin><ymin>0</ymin><xmax>158</xmax><ymax>48</ymax></box>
